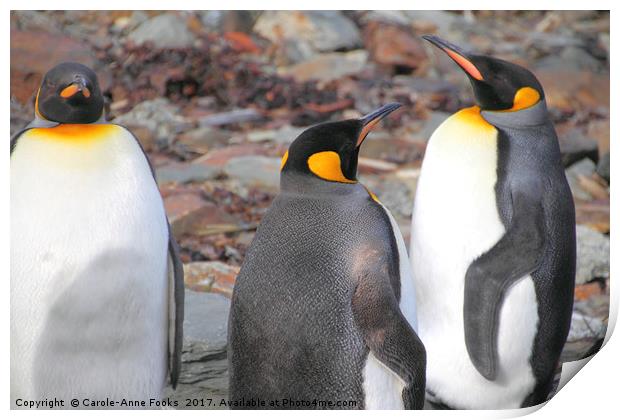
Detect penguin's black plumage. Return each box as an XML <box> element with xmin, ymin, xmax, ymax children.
<box><xmin>228</xmin><ymin>104</ymin><xmax>426</xmax><ymax>410</ymax></box>
<box><xmin>411</xmin><ymin>36</ymin><xmax>575</xmax><ymax>409</ymax></box>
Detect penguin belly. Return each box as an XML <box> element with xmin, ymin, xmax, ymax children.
<box><xmin>362</xmin><ymin>203</ymin><xmax>415</xmax><ymax>409</ymax></box>
<box><xmin>410</xmin><ymin>110</ymin><xmax>538</xmax><ymax>409</ymax></box>
<box><xmin>10</xmin><ymin>125</ymin><xmax>169</xmax><ymax>404</ymax></box>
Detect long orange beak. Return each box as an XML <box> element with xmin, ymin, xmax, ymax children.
<box><xmin>423</xmin><ymin>35</ymin><xmax>484</xmax><ymax>81</ymax></box>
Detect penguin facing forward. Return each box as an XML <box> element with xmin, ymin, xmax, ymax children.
<box><xmin>410</xmin><ymin>37</ymin><xmax>575</xmax><ymax>409</ymax></box>
<box><xmin>11</xmin><ymin>62</ymin><xmax>184</xmax><ymax>406</ymax></box>
<box><xmin>228</xmin><ymin>104</ymin><xmax>425</xmax><ymax>410</ymax></box>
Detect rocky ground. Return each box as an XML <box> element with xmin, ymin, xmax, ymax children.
<box><xmin>11</xmin><ymin>10</ymin><xmax>610</xmax><ymax>408</ymax></box>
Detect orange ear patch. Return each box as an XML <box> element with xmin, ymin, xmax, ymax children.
<box><xmin>507</xmin><ymin>87</ymin><xmax>540</xmax><ymax>111</ymax></box>
<box><xmin>307</xmin><ymin>151</ymin><xmax>357</xmax><ymax>184</ymax></box>
<box><xmin>444</xmin><ymin>49</ymin><xmax>484</xmax><ymax>81</ymax></box>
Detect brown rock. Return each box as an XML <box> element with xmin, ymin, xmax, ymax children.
<box><xmin>536</xmin><ymin>68</ymin><xmax>610</xmax><ymax>112</ymax></box>
<box><xmin>183</xmin><ymin>261</ymin><xmax>239</xmax><ymax>297</ymax></box>
<box><xmin>364</xmin><ymin>22</ymin><xmax>427</xmax><ymax>72</ymax></box>
<box><xmin>587</xmin><ymin>119</ymin><xmax>610</xmax><ymax>158</ymax></box>
<box><xmin>11</xmin><ymin>29</ymin><xmax>98</xmax><ymax>104</ymax></box>
<box><xmin>194</xmin><ymin>144</ymin><xmax>272</xmax><ymax>169</ymax></box>
<box><xmin>126</xmin><ymin>125</ymin><xmax>157</xmax><ymax>152</ymax></box>
<box><xmin>164</xmin><ymin>193</ymin><xmax>236</xmax><ymax>237</ymax></box>
<box><xmin>575</xmin><ymin>198</ymin><xmax>610</xmax><ymax>234</ymax></box>
<box><xmin>283</xmin><ymin>51</ymin><xmax>368</xmax><ymax>83</ymax></box>
<box><xmin>574</xmin><ymin>282</ymin><xmax>603</xmax><ymax>301</ymax></box>
<box><xmin>175</xmin><ymin>126</ymin><xmax>232</xmax><ymax>155</ymax></box>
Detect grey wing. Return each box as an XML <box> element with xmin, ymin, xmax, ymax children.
<box><xmin>464</xmin><ymin>179</ymin><xmax>546</xmax><ymax>380</ymax></box>
<box><xmin>168</xmin><ymin>223</ymin><xmax>185</xmax><ymax>388</ymax></box>
<box><xmin>351</xmin><ymin>251</ymin><xmax>426</xmax><ymax>409</ymax></box>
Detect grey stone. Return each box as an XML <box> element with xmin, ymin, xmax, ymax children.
<box><xmin>128</xmin><ymin>13</ymin><xmax>195</xmax><ymax>49</ymax></box>
<box><xmin>164</xmin><ymin>290</ymin><xmax>231</xmax><ymax>408</ymax></box>
<box><xmin>565</xmin><ymin>158</ymin><xmax>597</xmax><ymax>201</ymax></box>
<box><xmin>526</xmin><ymin>32</ymin><xmax>586</xmax><ymax>51</ymax></box>
<box><xmin>183</xmin><ymin>290</ymin><xmax>230</xmax><ymax>349</ymax></box>
<box><xmin>199</xmin><ymin>11</ymin><xmax>225</xmax><ymax>32</ymax></box>
<box><xmin>362</xmin><ymin>174</ymin><xmax>416</xmax><ymax>219</ymax></box>
<box><xmin>420</xmin><ymin>111</ymin><xmax>451</xmax><ymax>141</ymax></box>
<box><xmin>537</xmin><ymin>47</ymin><xmax>602</xmax><ymax>72</ymax></box>
<box><xmin>597</xmin><ymin>152</ymin><xmax>610</xmax><ymax>183</ymax></box>
<box><xmin>156</xmin><ymin>163</ymin><xmax>220</xmax><ymax>185</ymax></box>
<box><xmin>246</xmin><ymin>125</ymin><xmax>307</xmax><ymax>145</ymax></box>
<box><xmin>224</xmin><ymin>156</ymin><xmax>281</xmax><ymax>190</ymax></box>
<box><xmin>558</xmin><ymin>126</ymin><xmax>598</xmax><ymax>167</ymax></box>
<box><xmin>282</xmin><ymin>51</ymin><xmax>369</xmax><ymax>83</ymax></box>
<box><xmin>113</xmin><ymin>98</ymin><xmax>192</xmax><ymax>148</ymax></box>
<box><xmin>404</xmin><ymin>10</ymin><xmax>466</xmax><ymax>33</ymax></box>
<box><xmin>361</xmin><ymin>10</ymin><xmax>410</xmax><ymax>26</ymax></box>
<box><xmin>254</xmin><ymin>11</ymin><xmax>362</xmax><ymax>63</ymax></box>
<box><xmin>567</xmin><ymin>311</ymin><xmax>606</xmax><ymax>342</ymax></box>
<box><xmin>175</xmin><ymin>127</ymin><xmax>233</xmax><ymax>155</ymax></box>
<box><xmin>198</xmin><ymin>109</ymin><xmax>263</xmax><ymax>127</ymax></box>
<box><xmin>576</xmin><ymin>225</ymin><xmax>610</xmax><ymax>285</ymax></box>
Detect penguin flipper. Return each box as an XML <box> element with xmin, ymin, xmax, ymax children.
<box><xmin>464</xmin><ymin>182</ymin><xmax>546</xmax><ymax>380</ymax></box>
<box><xmin>352</xmin><ymin>268</ymin><xmax>426</xmax><ymax>409</ymax></box>
<box><xmin>167</xmin><ymin>223</ymin><xmax>185</xmax><ymax>389</ymax></box>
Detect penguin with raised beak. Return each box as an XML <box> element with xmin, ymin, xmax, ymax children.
<box><xmin>229</xmin><ymin>104</ymin><xmax>426</xmax><ymax>409</ymax></box>
<box><xmin>410</xmin><ymin>37</ymin><xmax>575</xmax><ymax>409</ymax></box>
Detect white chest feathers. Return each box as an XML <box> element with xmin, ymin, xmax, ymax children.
<box><xmin>10</xmin><ymin>124</ymin><xmax>170</xmax><ymax>402</ymax></box>
<box><xmin>410</xmin><ymin>108</ymin><xmax>539</xmax><ymax>409</ymax></box>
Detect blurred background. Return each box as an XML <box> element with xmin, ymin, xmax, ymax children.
<box><xmin>10</xmin><ymin>10</ymin><xmax>610</xmax><ymax>406</ymax></box>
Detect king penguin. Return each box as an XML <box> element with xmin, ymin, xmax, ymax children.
<box><xmin>10</xmin><ymin>62</ymin><xmax>184</xmax><ymax>406</ymax></box>
<box><xmin>410</xmin><ymin>37</ymin><xmax>575</xmax><ymax>409</ymax></box>
<box><xmin>228</xmin><ymin>104</ymin><xmax>426</xmax><ymax>410</ymax></box>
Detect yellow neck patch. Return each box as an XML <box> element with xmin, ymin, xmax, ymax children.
<box><xmin>363</xmin><ymin>185</ymin><xmax>381</xmax><ymax>203</ymax></box>
<box><xmin>504</xmin><ymin>87</ymin><xmax>541</xmax><ymax>112</ymax></box>
<box><xmin>453</xmin><ymin>106</ymin><xmax>495</xmax><ymax>131</ymax></box>
<box><xmin>28</xmin><ymin>124</ymin><xmax>119</xmax><ymax>144</ymax></box>
<box><xmin>307</xmin><ymin>151</ymin><xmax>357</xmax><ymax>184</ymax></box>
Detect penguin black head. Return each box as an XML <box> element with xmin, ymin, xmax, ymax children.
<box><xmin>35</xmin><ymin>62</ymin><xmax>104</xmax><ymax>124</ymax></box>
<box><xmin>280</xmin><ymin>103</ymin><xmax>401</xmax><ymax>185</ymax></box>
<box><xmin>423</xmin><ymin>35</ymin><xmax>544</xmax><ymax>112</ymax></box>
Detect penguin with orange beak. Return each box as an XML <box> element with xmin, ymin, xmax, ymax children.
<box><xmin>229</xmin><ymin>104</ymin><xmax>426</xmax><ymax>409</ymax></box>
<box><xmin>410</xmin><ymin>37</ymin><xmax>575</xmax><ymax>409</ymax></box>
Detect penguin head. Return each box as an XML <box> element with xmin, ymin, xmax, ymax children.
<box><xmin>35</xmin><ymin>62</ymin><xmax>104</xmax><ymax>124</ymax></box>
<box><xmin>423</xmin><ymin>35</ymin><xmax>544</xmax><ymax>112</ymax></box>
<box><xmin>280</xmin><ymin>103</ymin><xmax>401</xmax><ymax>184</ymax></box>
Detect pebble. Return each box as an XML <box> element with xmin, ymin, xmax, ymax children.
<box><xmin>127</xmin><ymin>13</ymin><xmax>195</xmax><ymax>49</ymax></box>
<box><xmin>575</xmin><ymin>225</ymin><xmax>610</xmax><ymax>285</ymax></box>
<box><xmin>254</xmin><ymin>11</ymin><xmax>362</xmax><ymax>63</ymax></box>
